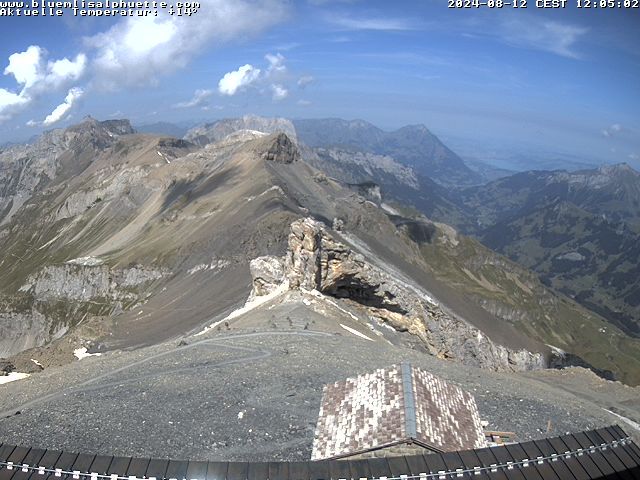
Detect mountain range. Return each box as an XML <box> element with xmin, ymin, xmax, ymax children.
<box><xmin>457</xmin><ymin>164</ymin><xmax>640</xmax><ymax>338</ymax></box>
<box><xmin>293</xmin><ymin>118</ymin><xmax>484</xmax><ymax>187</ymax></box>
<box><xmin>277</xmin><ymin>118</ymin><xmax>640</xmax><ymax>342</ymax></box>
<box><xmin>1</xmin><ymin>115</ymin><xmax>639</xmax><ymax>460</ymax></box>
<box><xmin>0</xmin><ymin>116</ymin><xmax>637</xmax><ymax>387</ymax></box>
<box><xmin>0</xmin><ymin>118</ymin><xmax>544</xmax><ymax>371</ymax></box>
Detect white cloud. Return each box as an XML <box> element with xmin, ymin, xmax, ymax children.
<box><xmin>602</xmin><ymin>123</ymin><xmax>623</xmax><ymax>138</ymax></box>
<box><xmin>297</xmin><ymin>75</ymin><xmax>314</xmax><ymax>88</ymax></box>
<box><xmin>218</xmin><ymin>51</ymin><xmax>294</xmax><ymax>100</ymax></box>
<box><xmin>174</xmin><ymin>89</ymin><xmax>214</xmax><ymax>108</ymax></box>
<box><xmin>266</xmin><ymin>52</ymin><xmax>286</xmax><ymax>74</ymax></box>
<box><xmin>86</xmin><ymin>0</ymin><xmax>288</xmax><ymax>89</ymax></box>
<box><xmin>218</xmin><ymin>64</ymin><xmax>262</xmax><ymax>96</ymax></box>
<box><xmin>43</xmin><ymin>87</ymin><xmax>84</xmax><ymax>126</ymax></box>
<box><xmin>271</xmin><ymin>42</ymin><xmax>301</xmax><ymax>51</ymax></box>
<box><xmin>2</xmin><ymin>1</ymin><xmax>288</xmax><ymax>122</ymax></box>
<box><xmin>271</xmin><ymin>84</ymin><xmax>288</xmax><ymax>101</ymax></box>
<box><xmin>26</xmin><ymin>119</ymin><xmax>39</xmax><ymax>127</ymax></box>
<box><xmin>327</xmin><ymin>14</ymin><xmax>415</xmax><ymax>31</ymax></box>
<box><xmin>46</xmin><ymin>54</ymin><xmax>87</xmax><ymax>89</ymax></box>
<box><xmin>4</xmin><ymin>46</ymin><xmax>86</xmax><ymax>93</ymax></box>
<box><xmin>629</xmin><ymin>153</ymin><xmax>639</xmax><ymax>161</ymax></box>
<box><xmin>0</xmin><ymin>45</ymin><xmax>87</xmax><ymax>122</ymax></box>
<box><xmin>2</xmin><ymin>1</ymin><xmax>288</xmax><ymax>123</ymax></box>
<box><xmin>297</xmin><ymin>99</ymin><xmax>312</xmax><ymax>106</ymax></box>
<box><xmin>0</xmin><ymin>88</ymin><xmax>29</xmax><ymax>113</ymax></box>
<box><xmin>5</xmin><ymin>46</ymin><xmax>42</xmax><ymax>89</ymax></box>
<box><xmin>498</xmin><ymin>16</ymin><xmax>588</xmax><ymax>58</ymax></box>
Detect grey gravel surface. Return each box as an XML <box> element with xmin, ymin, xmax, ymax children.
<box><xmin>0</xmin><ymin>299</ymin><xmax>638</xmax><ymax>462</ymax></box>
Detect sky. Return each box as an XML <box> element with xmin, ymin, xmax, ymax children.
<box><xmin>0</xmin><ymin>0</ymin><xmax>638</xmax><ymax>168</ymax></box>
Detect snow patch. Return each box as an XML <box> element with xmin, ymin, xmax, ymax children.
<box><xmin>381</xmin><ymin>203</ymin><xmax>401</xmax><ymax>215</ymax></box>
<box><xmin>245</xmin><ymin>185</ymin><xmax>285</xmax><ymax>203</ymax></box>
<box><xmin>66</xmin><ymin>256</ymin><xmax>104</xmax><ymax>266</ymax></box>
<box><xmin>301</xmin><ymin>288</ymin><xmax>360</xmax><ymax>321</ymax></box>
<box><xmin>157</xmin><ymin>151</ymin><xmax>170</xmax><ymax>164</ymax></box>
<box><xmin>340</xmin><ymin>324</ymin><xmax>374</xmax><ymax>342</ymax></box>
<box><xmin>556</xmin><ymin>251</ymin><xmax>585</xmax><ymax>262</ymax></box>
<box><xmin>603</xmin><ymin>409</ymin><xmax>640</xmax><ymax>432</ymax></box>
<box><xmin>546</xmin><ymin>344</ymin><xmax>566</xmax><ymax>357</ymax></box>
<box><xmin>188</xmin><ymin>259</ymin><xmax>230</xmax><ymax>275</ymax></box>
<box><xmin>377</xmin><ymin>321</ymin><xmax>397</xmax><ymax>332</ymax></box>
<box><xmin>74</xmin><ymin>347</ymin><xmax>102</xmax><ymax>360</ymax></box>
<box><xmin>196</xmin><ymin>283</ymin><xmax>288</xmax><ymax>336</ymax></box>
<box><xmin>30</xmin><ymin>358</ymin><xmax>43</xmax><ymax>368</ymax></box>
<box><xmin>0</xmin><ymin>372</ymin><xmax>30</xmax><ymax>385</ymax></box>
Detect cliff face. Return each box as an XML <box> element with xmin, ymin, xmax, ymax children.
<box><xmin>0</xmin><ymin>310</ymin><xmax>53</xmax><ymax>360</ymax></box>
<box><xmin>0</xmin><ymin>263</ymin><xmax>167</xmax><ymax>357</ymax></box>
<box><xmin>250</xmin><ymin>218</ymin><xmax>545</xmax><ymax>372</ymax></box>
<box><xmin>21</xmin><ymin>264</ymin><xmax>166</xmax><ymax>302</ymax></box>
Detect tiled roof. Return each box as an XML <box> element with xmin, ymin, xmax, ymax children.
<box><xmin>311</xmin><ymin>364</ymin><xmax>486</xmax><ymax>460</ymax></box>
<box><xmin>412</xmin><ymin>367</ymin><xmax>486</xmax><ymax>452</ymax></box>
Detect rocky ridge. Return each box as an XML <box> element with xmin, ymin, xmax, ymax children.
<box><xmin>0</xmin><ymin>118</ymin><xmax>134</xmax><ymax>226</ymax></box>
<box><xmin>250</xmin><ymin>217</ymin><xmax>545</xmax><ymax>372</ymax></box>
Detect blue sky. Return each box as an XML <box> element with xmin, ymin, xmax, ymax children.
<box><xmin>0</xmin><ymin>0</ymin><xmax>638</xmax><ymax>168</ymax></box>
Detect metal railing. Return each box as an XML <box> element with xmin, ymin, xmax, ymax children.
<box><xmin>0</xmin><ymin>437</ymin><xmax>633</xmax><ymax>480</ymax></box>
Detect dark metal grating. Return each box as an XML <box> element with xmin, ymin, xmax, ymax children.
<box><xmin>1</xmin><ymin>425</ymin><xmax>639</xmax><ymax>480</ymax></box>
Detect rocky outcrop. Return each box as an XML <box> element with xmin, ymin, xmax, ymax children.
<box><xmin>20</xmin><ymin>264</ymin><xmax>167</xmax><ymax>302</ymax></box>
<box><xmin>250</xmin><ymin>217</ymin><xmax>545</xmax><ymax>372</ymax></box>
<box><xmin>28</xmin><ymin>265</ymin><xmax>111</xmax><ymax>301</ymax></box>
<box><xmin>346</xmin><ymin>182</ymin><xmax>382</xmax><ymax>204</ymax></box>
<box><xmin>0</xmin><ymin>359</ymin><xmax>14</xmax><ymax>375</ymax></box>
<box><xmin>249</xmin><ymin>256</ymin><xmax>286</xmax><ymax>297</ymax></box>
<box><xmin>253</xmin><ymin>133</ymin><xmax>300</xmax><ymax>164</ymax></box>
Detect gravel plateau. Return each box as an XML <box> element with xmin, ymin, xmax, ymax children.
<box><xmin>0</xmin><ymin>294</ymin><xmax>638</xmax><ymax>462</ymax></box>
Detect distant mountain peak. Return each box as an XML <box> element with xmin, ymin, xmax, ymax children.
<box><xmin>400</xmin><ymin>123</ymin><xmax>431</xmax><ymax>133</ymax></box>
<box><xmin>346</xmin><ymin>118</ymin><xmax>376</xmax><ymax>129</ymax></box>
<box><xmin>99</xmin><ymin>119</ymin><xmax>136</xmax><ymax>136</ymax></box>
<box><xmin>293</xmin><ymin>117</ymin><xmax>482</xmax><ymax>187</ymax></box>
<box><xmin>65</xmin><ymin>117</ymin><xmax>135</xmax><ymax>137</ymax></box>
<box><xmin>598</xmin><ymin>162</ymin><xmax>639</xmax><ymax>177</ymax></box>
<box><xmin>184</xmin><ymin>115</ymin><xmax>297</xmax><ymax>147</ymax></box>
